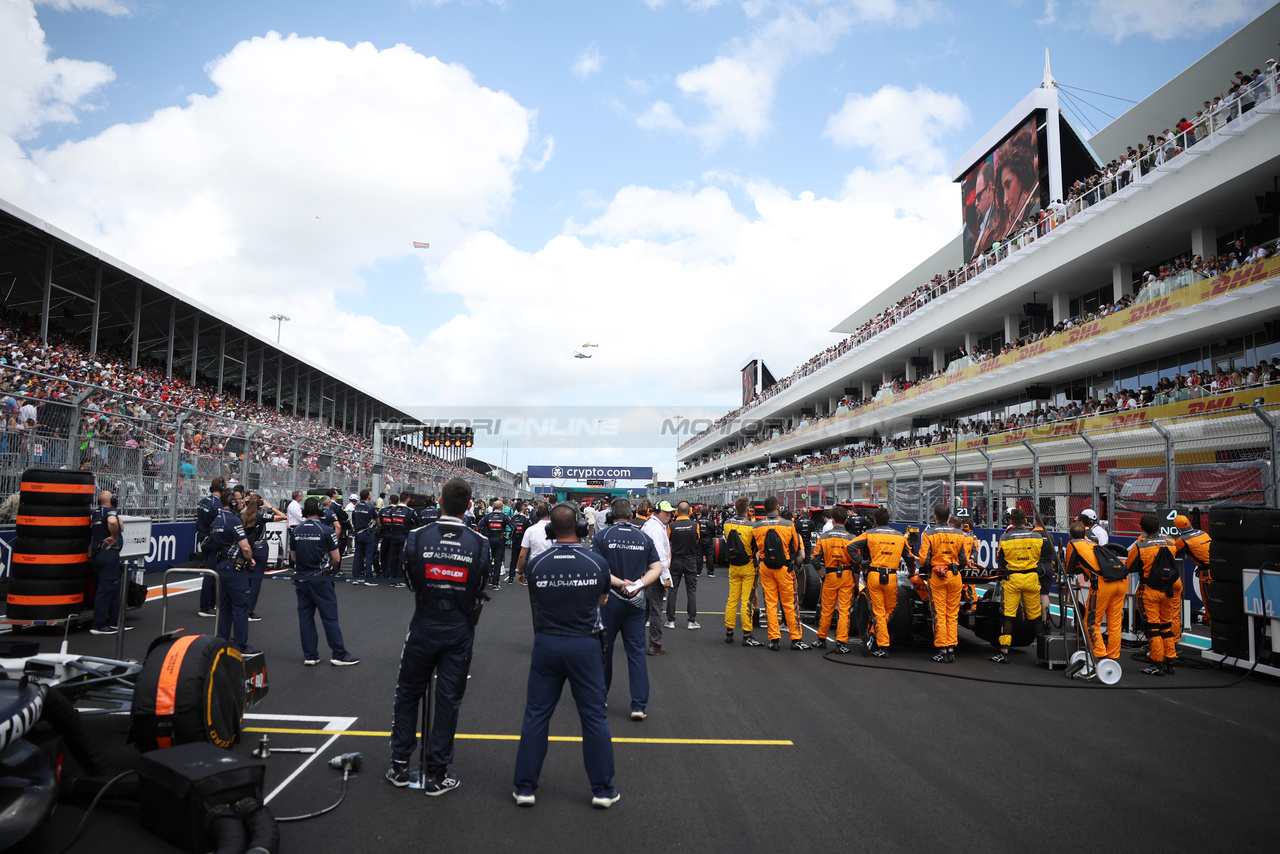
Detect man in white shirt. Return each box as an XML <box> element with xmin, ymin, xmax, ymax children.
<box><xmin>286</xmin><ymin>491</ymin><xmax>304</xmax><ymax>528</ymax></box>
<box><xmin>1079</xmin><ymin>509</ymin><xmax>1109</xmax><ymax>545</ymax></box>
<box><xmin>516</xmin><ymin>502</ymin><xmax>553</xmax><ymax>581</ymax></box>
<box><xmin>640</xmin><ymin>500</ymin><xmax>675</xmax><ymax>655</ymax></box>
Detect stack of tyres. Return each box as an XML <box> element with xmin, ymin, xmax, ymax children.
<box><xmin>1205</xmin><ymin>504</ymin><xmax>1280</xmax><ymax>658</ymax></box>
<box><xmin>7</xmin><ymin>469</ymin><xmax>95</xmax><ymax>620</ymax></box>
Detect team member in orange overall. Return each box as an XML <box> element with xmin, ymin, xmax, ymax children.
<box><xmin>1173</xmin><ymin>514</ymin><xmax>1212</xmax><ymax>625</ymax></box>
<box><xmin>1126</xmin><ymin>513</ymin><xmax>1183</xmax><ymax>675</ymax></box>
<box><xmin>1066</xmin><ymin>523</ymin><xmax>1125</xmax><ymax>660</ymax></box>
<box><xmin>811</xmin><ymin>505</ymin><xmax>857</xmax><ymax>654</ymax></box>
<box><xmin>751</xmin><ymin>496</ymin><xmax>810</xmax><ymax>651</ymax></box>
<box><xmin>849</xmin><ymin>507</ymin><xmax>915</xmax><ymax>659</ymax></box>
<box><xmin>918</xmin><ymin>506</ymin><xmax>971</xmax><ymax>664</ymax></box>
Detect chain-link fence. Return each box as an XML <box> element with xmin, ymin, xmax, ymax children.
<box><xmin>1</xmin><ymin>367</ymin><xmax>530</xmax><ymax>520</ymax></box>
<box><xmin>672</xmin><ymin>403</ymin><xmax>1280</xmax><ymax>535</ymax></box>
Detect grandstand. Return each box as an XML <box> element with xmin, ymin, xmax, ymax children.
<box><xmin>0</xmin><ymin>197</ymin><xmax>527</xmax><ymax>533</ymax></box>
<box><xmin>674</xmin><ymin>6</ymin><xmax>1280</xmax><ymax>535</ymax></box>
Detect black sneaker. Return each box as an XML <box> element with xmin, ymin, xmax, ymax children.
<box><xmin>422</xmin><ymin>772</ymin><xmax>461</xmax><ymax>796</ymax></box>
<box><xmin>724</xmin><ymin>632</ymin><xmax>734</xmax><ymax>644</ymax></box>
<box><xmin>767</xmin><ymin>640</ymin><xmax>780</xmax><ymax>651</ymax></box>
<box><xmin>1164</xmin><ymin>660</ymin><xmax>1176</xmax><ymax>675</ymax></box>
<box><xmin>1142</xmin><ymin>663</ymin><xmax>1165</xmax><ymax>676</ymax></box>
<box><xmin>331</xmin><ymin>653</ymin><xmax>361</xmax><ymax>666</ymax></box>
<box><xmin>835</xmin><ymin>643</ymin><xmax>851</xmax><ymax>654</ymax></box>
<box><xmin>742</xmin><ymin>635</ymin><xmax>763</xmax><ymax>647</ymax></box>
<box><xmin>790</xmin><ymin>640</ymin><xmax>811</xmax><ymax>651</ymax></box>
<box><xmin>932</xmin><ymin>651</ymin><xmax>947</xmax><ymax>662</ymax></box>
<box><xmin>812</xmin><ymin>638</ymin><xmax>827</xmax><ymax>649</ymax></box>
<box><xmin>945</xmin><ymin>652</ymin><xmax>955</xmax><ymax>664</ymax></box>
<box><xmin>386</xmin><ymin>763</ymin><xmax>411</xmax><ymax>787</ymax></box>
<box><xmin>869</xmin><ymin>648</ymin><xmax>889</xmax><ymax>659</ymax></box>
<box><xmin>248</xmin><ymin>613</ymin><xmax>263</xmax><ymax>622</ymax></box>
<box><xmin>989</xmin><ymin>652</ymin><xmax>1008</xmax><ymax>664</ymax></box>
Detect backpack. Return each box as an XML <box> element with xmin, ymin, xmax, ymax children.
<box><xmin>1093</xmin><ymin>543</ymin><xmax>1129</xmax><ymax>582</ymax></box>
<box><xmin>1145</xmin><ymin>542</ymin><xmax>1181</xmax><ymax>592</ymax></box>
<box><xmin>726</xmin><ymin>527</ymin><xmax>751</xmax><ymax>565</ymax></box>
<box><xmin>762</xmin><ymin>527</ymin><xmax>788</xmax><ymax>570</ymax></box>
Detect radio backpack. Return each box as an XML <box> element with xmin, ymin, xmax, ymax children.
<box><xmin>726</xmin><ymin>528</ymin><xmax>751</xmax><ymax>565</ymax></box>
<box><xmin>1145</xmin><ymin>543</ymin><xmax>1181</xmax><ymax>592</ymax></box>
<box><xmin>762</xmin><ymin>527</ymin><xmax>788</xmax><ymax>570</ymax></box>
<box><xmin>1093</xmin><ymin>543</ymin><xmax>1130</xmax><ymax>582</ymax></box>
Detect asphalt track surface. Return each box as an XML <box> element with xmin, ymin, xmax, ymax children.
<box><xmin>11</xmin><ymin>568</ymin><xmax>1280</xmax><ymax>853</ymax></box>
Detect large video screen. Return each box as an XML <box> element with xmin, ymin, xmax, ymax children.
<box><xmin>961</xmin><ymin>114</ymin><xmax>1042</xmax><ymax>263</ymax></box>
<box><xmin>742</xmin><ymin>359</ymin><xmax>757</xmax><ymax>407</ymax></box>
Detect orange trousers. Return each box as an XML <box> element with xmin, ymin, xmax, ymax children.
<box><xmin>816</xmin><ymin>569</ymin><xmax>856</xmax><ymax>643</ymax></box>
<box><xmin>927</xmin><ymin>570</ymin><xmax>962</xmax><ymax>648</ymax></box>
<box><xmin>1085</xmin><ymin>578</ymin><xmax>1126</xmax><ymax>659</ymax></box>
<box><xmin>1141</xmin><ymin>579</ymin><xmax>1182</xmax><ymax>662</ymax></box>
<box><xmin>864</xmin><ymin>571</ymin><xmax>898</xmax><ymax>649</ymax></box>
<box><xmin>759</xmin><ymin>565</ymin><xmax>799</xmax><ymax>641</ymax></box>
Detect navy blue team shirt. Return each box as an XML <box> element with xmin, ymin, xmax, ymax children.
<box><xmin>526</xmin><ymin>543</ymin><xmax>610</xmax><ymax>635</ymax></box>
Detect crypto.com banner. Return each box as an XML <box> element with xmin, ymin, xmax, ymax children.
<box><xmin>527</xmin><ymin>466</ymin><xmax>654</xmax><ymax>480</ymax></box>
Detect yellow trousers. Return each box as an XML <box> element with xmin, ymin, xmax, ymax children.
<box><xmin>999</xmin><ymin>571</ymin><xmax>1041</xmax><ymax>648</ymax></box>
<box><xmin>724</xmin><ymin>562</ymin><xmax>757</xmax><ymax>633</ymax></box>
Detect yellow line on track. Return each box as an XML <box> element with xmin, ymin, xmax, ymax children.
<box><xmin>243</xmin><ymin>726</ymin><xmax>791</xmax><ymax>746</ymax></box>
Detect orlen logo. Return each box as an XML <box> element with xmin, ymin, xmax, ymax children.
<box><xmin>1187</xmin><ymin>396</ymin><xmax>1236</xmax><ymax>415</ymax></box>
<box><xmin>1122</xmin><ymin>297</ymin><xmax>1172</xmax><ymax>326</ymax></box>
<box><xmin>424</xmin><ymin>564</ymin><xmax>469</xmax><ymax>582</ymax></box>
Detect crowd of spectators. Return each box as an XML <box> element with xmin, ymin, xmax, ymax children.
<box><xmin>0</xmin><ymin>309</ymin><xmax>472</xmax><ymax>492</ymax></box>
<box><xmin>680</xmin><ymin>60</ymin><xmax>1280</xmax><ymax>453</ymax></box>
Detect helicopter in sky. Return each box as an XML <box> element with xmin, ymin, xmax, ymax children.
<box><xmin>574</xmin><ymin>352</ymin><xmax>592</xmax><ymax>360</ymax></box>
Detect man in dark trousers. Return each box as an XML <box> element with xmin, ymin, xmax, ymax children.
<box><xmin>506</xmin><ymin>501</ymin><xmax>530</xmax><ymax>585</ymax></box>
<box><xmin>378</xmin><ymin>493</ymin><xmax>412</xmax><ymax>580</ymax></box>
<box><xmin>349</xmin><ymin>489</ymin><xmax>379</xmax><ymax>584</ymax></box>
<box><xmin>212</xmin><ymin>490</ymin><xmax>257</xmax><ymax>654</ymax></box>
<box><xmin>479</xmin><ymin>498</ymin><xmax>511</xmax><ymax>590</ymax></box>
<box><xmin>696</xmin><ymin>508</ymin><xmax>718</xmax><ymax>577</ymax></box>
<box><xmin>592</xmin><ymin>497</ymin><xmax>664</xmax><ymax>721</ymax></box>
<box><xmin>513</xmin><ymin>503</ymin><xmax>620</xmax><ymax>809</ymax></box>
<box><xmin>196</xmin><ymin>477</ymin><xmax>226</xmax><ymax>617</ymax></box>
<box><xmin>290</xmin><ymin>498</ymin><xmax>359</xmax><ymax>667</ymax></box>
<box><xmin>665</xmin><ymin>501</ymin><xmax>701</xmax><ymax>629</ymax></box>
<box><xmin>88</xmin><ymin>489</ymin><xmax>126</xmax><ymax>635</ymax></box>
<box><xmin>386</xmin><ymin>478</ymin><xmax>489</xmax><ymax>796</ymax></box>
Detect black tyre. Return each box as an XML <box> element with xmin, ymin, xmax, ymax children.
<box><xmin>18</xmin><ymin>469</ymin><xmax>96</xmax><ymax>508</ymax></box>
<box><xmin>13</xmin><ymin>537</ymin><xmax>92</xmax><ymax>557</ymax></box>
<box><xmin>1205</xmin><ymin>580</ymin><xmax>1244</xmax><ymax>624</ymax></box>
<box><xmin>1209</xmin><ymin>619</ymin><xmax>1255</xmax><ymax>658</ymax></box>
<box><xmin>797</xmin><ymin>563</ymin><xmax>822</xmax><ymax>611</ymax></box>
<box><xmin>1206</xmin><ymin>504</ymin><xmax>1280</xmax><ymax>543</ymax></box>
<box><xmin>15</xmin><ymin>503</ymin><xmax>93</xmax><ymax>539</ymax></box>
<box><xmin>1207</xmin><ymin>540</ymin><xmax>1280</xmax><ymax>584</ymax></box>
<box><xmin>5</xmin><ymin>576</ymin><xmax>85</xmax><ymax>620</ymax></box>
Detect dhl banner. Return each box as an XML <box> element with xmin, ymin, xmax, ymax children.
<box><xmin>695</xmin><ymin>255</ymin><xmax>1280</xmax><ymax>477</ymax></box>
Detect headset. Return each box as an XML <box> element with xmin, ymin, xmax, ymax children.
<box><xmin>551</xmin><ymin>502</ymin><xmax>590</xmax><ymax>539</ymax></box>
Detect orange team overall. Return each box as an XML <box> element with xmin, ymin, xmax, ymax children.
<box><xmin>811</xmin><ymin>506</ymin><xmax>857</xmax><ymax>653</ymax></box>
<box><xmin>919</xmin><ymin>506</ymin><xmax>972</xmax><ymax>663</ymax></box>
<box><xmin>849</xmin><ymin>507</ymin><xmax>915</xmax><ymax>659</ymax></box>
<box><xmin>751</xmin><ymin>497</ymin><xmax>810</xmax><ymax>651</ymax></box>
<box><xmin>1172</xmin><ymin>514</ymin><xmax>1211</xmax><ymax>627</ymax></box>
<box><xmin>1066</xmin><ymin>527</ymin><xmax>1124</xmax><ymax>660</ymax></box>
<box><xmin>1126</xmin><ymin>513</ymin><xmax>1183</xmax><ymax>676</ymax></box>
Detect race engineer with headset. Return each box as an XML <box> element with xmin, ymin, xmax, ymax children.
<box><xmin>591</xmin><ymin>497</ymin><xmax>664</xmax><ymax>722</ymax></box>
<box><xmin>811</xmin><ymin>505</ymin><xmax>857</xmax><ymax>654</ymax></box>
<box><xmin>918</xmin><ymin>505</ymin><xmax>973</xmax><ymax>664</ymax></box>
<box><xmin>990</xmin><ymin>507</ymin><xmax>1045</xmax><ymax>664</ymax></box>
<box><xmin>849</xmin><ymin>507</ymin><xmax>916</xmax><ymax>659</ymax></box>
<box><xmin>387</xmin><ymin>477</ymin><xmax>489</xmax><ymax>795</ymax></box>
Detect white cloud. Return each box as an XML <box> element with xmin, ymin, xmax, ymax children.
<box><xmin>638</xmin><ymin>0</ymin><xmax>939</xmax><ymax>149</ymax></box>
<box><xmin>824</xmin><ymin>84</ymin><xmax>969</xmax><ymax>170</ymax></box>
<box><xmin>0</xmin><ymin>0</ymin><xmax>116</xmax><ymax>139</ymax></box>
<box><xmin>572</xmin><ymin>43</ymin><xmax>603</xmax><ymax>77</ymax></box>
<box><xmin>1044</xmin><ymin>0</ymin><xmax>1273</xmax><ymax>41</ymax></box>
<box><xmin>35</xmin><ymin>0</ymin><xmax>131</xmax><ymax>15</ymax></box>
<box><xmin>1</xmin><ymin>29</ymin><xmax>534</xmax><ymax>401</ymax></box>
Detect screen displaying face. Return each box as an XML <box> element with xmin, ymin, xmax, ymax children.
<box><xmin>961</xmin><ymin>115</ymin><xmax>1041</xmax><ymax>263</ymax></box>
<box><xmin>742</xmin><ymin>360</ymin><xmax>757</xmax><ymax>407</ymax></box>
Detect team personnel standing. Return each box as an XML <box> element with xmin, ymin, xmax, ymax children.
<box><xmin>286</xmin><ymin>490</ymin><xmax>304</xmax><ymax>529</ymax></box>
<box><xmin>196</xmin><ymin>478</ymin><xmax>226</xmax><ymax>617</ymax></box>
<box><xmin>811</xmin><ymin>505</ymin><xmax>856</xmax><ymax>654</ymax></box>
<box><xmin>290</xmin><ymin>498</ymin><xmax>359</xmax><ymax>667</ymax></box>
<box><xmin>517</xmin><ymin>502</ymin><xmax>553</xmax><ymax>581</ymax></box>
<box><xmin>386</xmin><ymin>478</ymin><xmax>488</xmax><ymax>795</ymax></box>
<box><xmin>593</xmin><ymin>498</ymin><xmax>664</xmax><ymax>721</ymax></box>
<box><xmin>328</xmin><ymin>489</ymin><xmax>351</xmax><ymax>556</ymax></box>
<box><xmin>480</xmin><ymin>498</ymin><xmax>512</xmax><ymax>590</ymax></box>
<box><xmin>506</xmin><ymin>502</ymin><xmax>530</xmax><ymax>584</ymax></box>
<box><xmin>752</xmin><ymin>496</ymin><xmax>810</xmax><ymax>651</ymax></box>
<box><xmin>418</xmin><ymin>496</ymin><xmax>440</xmax><ymax>524</ymax></box>
<box><xmin>722</xmin><ymin>497</ymin><xmax>761</xmax><ymax>646</ymax></box>
<box><xmin>1126</xmin><ymin>513</ymin><xmax>1183</xmax><ymax>675</ymax></box>
<box><xmin>88</xmin><ymin>490</ymin><xmax>126</xmax><ymax>635</ymax></box>
<box><xmin>1173</xmin><ymin>514</ymin><xmax>1212</xmax><ymax>625</ymax></box>
<box><xmin>696</xmin><ymin>509</ymin><xmax>718</xmax><ymax>577</ymax></box>
<box><xmin>241</xmin><ymin>494</ymin><xmax>285</xmax><ymax>623</ymax></box>
<box><xmin>849</xmin><ymin>507</ymin><xmax>915</xmax><ymax>658</ymax></box>
<box><xmin>640</xmin><ymin>500</ymin><xmax>674</xmax><ymax>655</ymax></box>
<box><xmin>1079</xmin><ymin>509</ymin><xmax>1109</xmax><ymax>545</ymax></box>
<box><xmin>378</xmin><ymin>494</ymin><xmax>413</xmax><ymax>581</ymax></box>
<box><xmin>211</xmin><ymin>490</ymin><xmax>256</xmax><ymax>654</ymax></box>
<box><xmin>665</xmin><ymin>502</ymin><xmax>701</xmax><ymax>630</ymax></box>
<box><xmin>794</xmin><ymin>510</ymin><xmax>814</xmax><ymax>558</ymax></box>
<box><xmin>918</xmin><ymin>506</ymin><xmax>972</xmax><ymax>663</ymax></box>
<box><xmin>350</xmin><ymin>489</ymin><xmax>379</xmax><ymax>585</ymax></box>
<box><xmin>1066</xmin><ymin>523</ymin><xmax>1124</xmax><ymax>661</ymax></box>
<box><xmin>990</xmin><ymin>507</ymin><xmax>1045</xmax><ymax>664</ymax></box>
<box><xmin>514</xmin><ymin>504</ymin><xmax>619</xmax><ymax>809</ymax></box>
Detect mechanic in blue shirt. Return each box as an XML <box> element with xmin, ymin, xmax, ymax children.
<box><xmin>378</xmin><ymin>494</ymin><xmax>413</xmax><ymax>580</ymax></box>
<box><xmin>592</xmin><ymin>497</ymin><xmax>664</xmax><ymax>721</ymax></box>
<box><xmin>211</xmin><ymin>489</ymin><xmax>256</xmax><ymax>653</ymax></box>
<box><xmin>290</xmin><ymin>498</ymin><xmax>359</xmax><ymax>666</ymax></box>
<box><xmin>418</xmin><ymin>496</ymin><xmax>439</xmax><ymax>525</ymax></box>
<box><xmin>89</xmin><ymin>489</ymin><xmax>126</xmax><ymax>635</ymax></box>
<box><xmin>386</xmin><ymin>477</ymin><xmax>489</xmax><ymax>795</ymax></box>
<box><xmin>196</xmin><ymin>477</ymin><xmax>226</xmax><ymax>617</ymax></box>
<box><xmin>513</xmin><ymin>503</ymin><xmax>620</xmax><ymax>809</ymax></box>
<box><xmin>479</xmin><ymin>498</ymin><xmax>512</xmax><ymax>590</ymax></box>
<box><xmin>349</xmin><ymin>488</ymin><xmax>379</xmax><ymax>584</ymax></box>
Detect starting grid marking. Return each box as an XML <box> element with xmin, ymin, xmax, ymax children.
<box><xmin>242</xmin><ymin>724</ymin><xmax>791</xmax><ymax>747</ymax></box>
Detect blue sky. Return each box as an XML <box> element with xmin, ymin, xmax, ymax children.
<box><xmin>5</xmin><ymin>0</ymin><xmax>1276</xmax><ymax>477</ymax></box>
